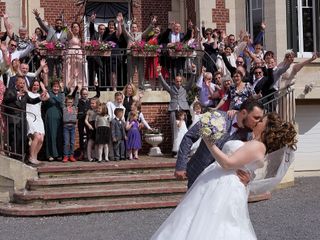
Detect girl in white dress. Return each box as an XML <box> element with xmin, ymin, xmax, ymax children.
<box><xmin>189</xmin><ymin>101</ymin><xmax>202</xmax><ymax>155</ymax></box>
<box><xmin>172</xmin><ymin>110</ymin><xmax>188</xmax><ymax>156</ymax></box>
<box><xmin>151</xmin><ymin>113</ymin><xmax>297</xmax><ymax>240</ymax></box>
<box><xmin>26</xmin><ymin>80</ymin><xmax>48</xmax><ymax>165</ymax></box>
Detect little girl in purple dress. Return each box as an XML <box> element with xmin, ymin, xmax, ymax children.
<box><xmin>125</xmin><ymin>111</ymin><xmax>142</xmax><ymax>159</ymax></box>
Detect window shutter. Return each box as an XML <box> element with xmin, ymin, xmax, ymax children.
<box><xmin>286</xmin><ymin>0</ymin><xmax>298</xmax><ymax>52</ymax></box>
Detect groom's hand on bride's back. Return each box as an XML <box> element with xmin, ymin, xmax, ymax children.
<box><xmin>236</xmin><ymin>170</ymin><xmax>250</xmax><ymax>186</ymax></box>
<box><xmin>175</xmin><ymin>170</ymin><xmax>187</xmax><ymax>180</ymax></box>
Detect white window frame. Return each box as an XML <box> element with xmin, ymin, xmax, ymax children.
<box><xmin>247</xmin><ymin>0</ymin><xmax>264</xmax><ymax>40</ymax></box>
<box><xmin>296</xmin><ymin>0</ymin><xmax>316</xmax><ymax>58</ymax></box>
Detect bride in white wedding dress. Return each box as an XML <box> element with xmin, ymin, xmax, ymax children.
<box><xmin>151</xmin><ymin>113</ymin><xmax>297</xmax><ymax>240</ymax></box>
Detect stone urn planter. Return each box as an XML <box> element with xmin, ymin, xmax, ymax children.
<box><xmin>144</xmin><ymin>133</ymin><xmax>164</xmax><ymax>156</ymax></box>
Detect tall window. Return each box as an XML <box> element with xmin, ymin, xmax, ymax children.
<box><xmin>287</xmin><ymin>0</ymin><xmax>320</xmax><ymax>57</ymax></box>
<box><xmin>246</xmin><ymin>0</ymin><xmax>264</xmax><ymax>41</ymax></box>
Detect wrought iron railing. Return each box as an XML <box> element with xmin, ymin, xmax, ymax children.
<box><xmin>30</xmin><ymin>48</ymin><xmax>217</xmax><ymax>90</ymax></box>
<box><xmin>0</xmin><ymin>104</ymin><xmax>36</xmax><ymax>162</ymax></box>
<box><xmin>259</xmin><ymin>84</ymin><xmax>295</xmax><ymax>123</ymax></box>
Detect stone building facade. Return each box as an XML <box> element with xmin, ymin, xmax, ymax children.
<box><xmin>1</xmin><ymin>0</ymin><xmax>319</xmax><ymax>163</ymax></box>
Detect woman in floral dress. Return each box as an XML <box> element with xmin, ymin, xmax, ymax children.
<box><xmin>214</xmin><ymin>70</ymin><xmax>256</xmax><ymax>111</ymax></box>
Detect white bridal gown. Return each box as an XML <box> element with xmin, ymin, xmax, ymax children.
<box><xmin>151</xmin><ymin>140</ymin><xmax>264</xmax><ymax>240</ymax></box>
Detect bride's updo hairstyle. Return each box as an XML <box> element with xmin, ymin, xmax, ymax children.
<box><xmin>262</xmin><ymin>113</ymin><xmax>297</xmax><ymax>153</ymax></box>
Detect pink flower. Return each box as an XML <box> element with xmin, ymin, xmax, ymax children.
<box><xmin>45</xmin><ymin>42</ymin><xmax>55</xmax><ymax>50</ymax></box>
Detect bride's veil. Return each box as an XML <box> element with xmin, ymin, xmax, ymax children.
<box><xmin>249</xmin><ymin>146</ymin><xmax>295</xmax><ymax>195</ymax></box>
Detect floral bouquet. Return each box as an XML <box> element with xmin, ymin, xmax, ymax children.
<box><xmin>199</xmin><ymin>111</ymin><xmax>226</xmax><ymax>142</ymax></box>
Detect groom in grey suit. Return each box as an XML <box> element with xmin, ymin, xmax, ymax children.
<box><xmin>33</xmin><ymin>9</ymin><xmax>68</xmax><ymax>78</ymax></box>
<box><xmin>175</xmin><ymin>99</ymin><xmax>265</xmax><ymax>188</ymax></box>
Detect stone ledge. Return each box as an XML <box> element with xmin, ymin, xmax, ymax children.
<box><xmin>97</xmin><ymin>91</ymin><xmax>170</xmax><ymax>103</ymax></box>
<box><xmin>0</xmin><ymin>155</ymin><xmax>37</xmax><ymax>203</ymax></box>
<box><xmin>0</xmin><ymin>155</ymin><xmax>37</xmax><ymax>190</ymax></box>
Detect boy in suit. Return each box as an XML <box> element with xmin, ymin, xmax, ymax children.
<box><xmin>111</xmin><ymin>108</ymin><xmax>127</xmax><ymax>160</ymax></box>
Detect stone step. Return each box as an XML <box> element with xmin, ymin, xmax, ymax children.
<box><xmin>14</xmin><ymin>181</ymin><xmax>187</xmax><ymax>204</ymax></box>
<box><xmin>37</xmin><ymin>159</ymin><xmax>176</xmax><ymax>178</ymax></box>
<box><xmin>0</xmin><ymin>191</ymin><xmax>271</xmax><ymax>217</ymax></box>
<box><xmin>27</xmin><ymin>173</ymin><xmax>179</xmax><ymax>190</ymax></box>
<box><xmin>0</xmin><ymin>195</ymin><xmax>183</xmax><ymax>216</ymax></box>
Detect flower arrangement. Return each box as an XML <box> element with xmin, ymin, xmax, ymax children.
<box><xmin>167</xmin><ymin>42</ymin><xmax>197</xmax><ymax>57</ymax></box>
<box><xmin>38</xmin><ymin>41</ymin><xmax>65</xmax><ymax>51</ymax></box>
<box><xmin>84</xmin><ymin>40</ymin><xmax>116</xmax><ymax>56</ymax></box>
<box><xmin>83</xmin><ymin>40</ymin><xmax>100</xmax><ymax>50</ymax></box>
<box><xmin>130</xmin><ymin>41</ymin><xmax>161</xmax><ymax>56</ymax></box>
<box><xmin>83</xmin><ymin>40</ymin><xmax>116</xmax><ymax>51</ymax></box>
<box><xmin>199</xmin><ymin>111</ymin><xmax>226</xmax><ymax>142</ymax></box>
<box><xmin>167</xmin><ymin>42</ymin><xmax>197</xmax><ymax>51</ymax></box>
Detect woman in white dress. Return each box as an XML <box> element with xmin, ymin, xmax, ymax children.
<box><xmin>151</xmin><ymin>113</ymin><xmax>297</xmax><ymax>240</ymax></box>
<box><xmin>26</xmin><ymin>79</ymin><xmax>48</xmax><ymax>165</ymax></box>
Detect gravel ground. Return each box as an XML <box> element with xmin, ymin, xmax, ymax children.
<box><xmin>0</xmin><ymin>176</ymin><xmax>319</xmax><ymax>240</ymax></box>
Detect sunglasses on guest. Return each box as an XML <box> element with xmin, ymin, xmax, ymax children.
<box><xmin>254</xmin><ymin>71</ymin><xmax>263</xmax><ymax>75</ymax></box>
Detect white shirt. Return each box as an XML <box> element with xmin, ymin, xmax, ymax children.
<box><xmin>171</xmin><ymin>33</ymin><xmax>180</xmax><ymax>43</ymax></box>
<box><xmin>106</xmin><ymin>101</ymin><xmax>125</xmax><ymax>121</ymax></box>
<box><xmin>3</xmin><ymin>44</ymin><xmax>35</xmax><ymax>61</ymax></box>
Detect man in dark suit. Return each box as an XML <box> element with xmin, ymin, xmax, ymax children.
<box><xmin>88</xmin><ymin>13</ymin><xmax>108</xmax><ymax>87</ymax></box>
<box><xmin>249</xmin><ymin>66</ymin><xmax>274</xmax><ymax>98</ymax></box>
<box><xmin>3</xmin><ymin>76</ymin><xmax>47</xmax><ymax>161</ymax></box>
<box><xmin>7</xmin><ymin>63</ymin><xmax>33</xmax><ymax>89</ymax></box>
<box><xmin>160</xmin><ymin>21</ymin><xmax>192</xmax><ymax>77</ymax></box>
<box><xmin>175</xmin><ymin>99</ymin><xmax>264</xmax><ymax>188</ymax></box>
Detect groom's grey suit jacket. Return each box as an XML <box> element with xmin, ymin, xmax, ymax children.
<box><xmin>176</xmin><ymin>112</ymin><xmax>251</xmax><ymax>188</ymax></box>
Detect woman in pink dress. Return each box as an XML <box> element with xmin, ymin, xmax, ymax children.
<box><xmin>64</xmin><ymin>22</ymin><xmax>87</xmax><ymax>89</ymax></box>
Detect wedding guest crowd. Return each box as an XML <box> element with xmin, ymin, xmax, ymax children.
<box><xmin>0</xmin><ymin>9</ymin><xmax>317</xmax><ymax>164</ymax></box>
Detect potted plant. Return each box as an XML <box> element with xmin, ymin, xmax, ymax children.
<box><xmin>144</xmin><ymin>128</ymin><xmax>164</xmax><ymax>156</ymax></box>
<box><xmin>130</xmin><ymin>41</ymin><xmax>161</xmax><ymax>57</ymax></box>
<box><xmin>38</xmin><ymin>41</ymin><xmax>65</xmax><ymax>56</ymax></box>
<box><xmin>167</xmin><ymin>42</ymin><xmax>197</xmax><ymax>57</ymax></box>
<box><xmin>83</xmin><ymin>40</ymin><xmax>115</xmax><ymax>56</ymax></box>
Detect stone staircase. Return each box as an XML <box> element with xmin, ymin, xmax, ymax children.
<box><xmin>0</xmin><ymin>156</ymin><xmax>187</xmax><ymax>216</ymax></box>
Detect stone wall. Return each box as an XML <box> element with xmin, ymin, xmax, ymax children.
<box><xmin>40</xmin><ymin>0</ymin><xmax>84</xmax><ymax>27</ymax></box>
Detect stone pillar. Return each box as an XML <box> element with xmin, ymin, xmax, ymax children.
<box><xmin>197</xmin><ymin>0</ymin><xmax>216</xmax><ymax>30</ymax></box>
<box><xmin>1</xmin><ymin>0</ymin><xmax>22</xmax><ymax>33</ymax></box>
<box><xmin>226</xmin><ymin>0</ymin><xmax>246</xmax><ymax>37</ymax></box>
<box><xmin>264</xmin><ymin>0</ymin><xmax>288</xmax><ymax>62</ymax></box>
<box><xmin>169</xmin><ymin>0</ymin><xmax>186</xmax><ymax>30</ymax></box>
